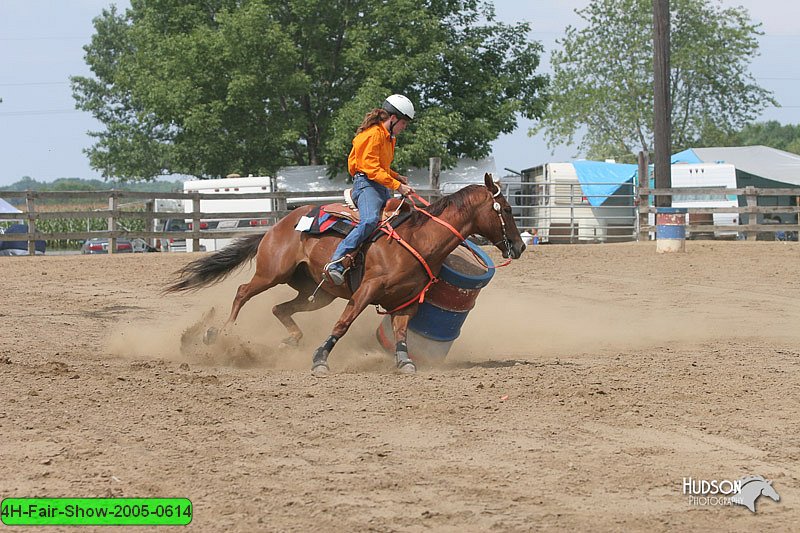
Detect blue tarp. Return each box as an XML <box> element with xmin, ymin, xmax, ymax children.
<box><xmin>671</xmin><ymin>149</ymin><xmax>702</xmax><ymax>164</ymax></box>
<box><xmin>572</xmin><ymin>160</ymin><xmax>637</xmax><ymax>206</ymax></box>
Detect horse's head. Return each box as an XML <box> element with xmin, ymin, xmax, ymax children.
<box><xmin>761</xmin><ymin>480</ymin><xmax>780</xmax><ymax>502</ymax></box>
<box><xmin>477</xmin><ymin>173</ymin><xmax>526</xmax><ymax>259</ymax></box>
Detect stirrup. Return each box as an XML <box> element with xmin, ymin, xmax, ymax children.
<box><xmin>326</xmin><ymin>268</ymin><xmax>345</xmax><ymax>286</ymax></box>
<box><xmin>323</xmin><ymin>260</ymin><xmax>347</xmax><ymax>286</ymax></box>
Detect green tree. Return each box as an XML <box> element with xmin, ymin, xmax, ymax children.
<box><xmin>696</xmin><ymin>120</ymin><xmax>800</xmax><ymax>155</ymax></box>
<box><xmin>72</xmin><ymin>0</ymin><xmax>547</xmax><ymax>181</ymax></box>
<box><xmin>534</xmin><ymin>0</ymin><xmax>775</xmax><ymax>162</ymax></box>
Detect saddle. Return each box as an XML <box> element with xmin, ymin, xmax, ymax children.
<box><xmin>295</xmin><ymin>191</ymin><xmax>413</xmax><ymax>293</ymax></box>
<box><xmin>295</xmin><ymin>193</ymin><xmax>412</xmax><ymax>239</ymax></box>
<box><xmin>321</xmin><ymin>191</ymin><xmax>410</xmax><ymax>224</ymax></box>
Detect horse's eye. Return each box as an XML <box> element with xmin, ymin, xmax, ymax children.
<box><xmin>503</xmin><ymin>207</ymin><xmax>512</xmax><ymax>214</ymax></box>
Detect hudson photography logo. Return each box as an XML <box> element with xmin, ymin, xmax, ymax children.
<box><xmin>682</xmin><ymin>475</ymin><xmax>780</xmax><ymax>512</ymax></box>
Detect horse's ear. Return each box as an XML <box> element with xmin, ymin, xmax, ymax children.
<box><xmin>484</xmin><ymin>173</ymin><xmax>497</xmax><ymax>192</ymax></box>
<box><xmin>484</xmin><ymin>173</ymin><xmax>501</xmax><ymax>196</ymax></box>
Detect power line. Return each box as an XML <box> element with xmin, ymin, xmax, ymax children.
<box><xmin>0</xmin><ymin>82</ymin><xmax>69</xmax><ymax>87</ymax></box>
<box><xmin>1</xmin><ymin>103</ymin><xmax>798</xmax><ymax>118</ymax></box>
<box><xmin>0</xmin><ymin>109</ymin><xmax>80</xmax><ymax>117</ymax></box>
<box><xmin>0</xmin><ymin>37</ymin><xmax>86</xmax><ymax>41</ymax></box>
<box><xmin>2</xmin><ymin>74</ymin><xmax>799</xmax><ymax>88</ymax></box>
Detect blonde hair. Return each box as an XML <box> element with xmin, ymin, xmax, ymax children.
<box><xmin>356</xmin><ymin>108</ymin><xmax>389</xmax><ymax>134</ymax></box>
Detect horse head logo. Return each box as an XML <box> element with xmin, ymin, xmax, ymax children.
<box><xmin>731</xmin><ymin>476</ymin><xmax>780</xmax><ymax>513</ymax></box>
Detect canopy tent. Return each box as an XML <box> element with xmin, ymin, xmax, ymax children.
<box><xmin>273</xmin><ymin>158</ymin><xmax>497</xmax><ymax>193</ymax></box>
<box><xmin>408</xmin><ymin>158</ymin><xmax>497</xmax><ymax>193</ymax></box>
<box><xmin>572</xmin><ymin>160</ymin><xmax>637</xmax><ymax>207</ymax></box>
<box><xmin>0</xmin><ymin>198</ymin><xmax>21</xmax><ymax>214</ymax></box>
<box><xmin>672</xmin><ymin>146</ymin><xmax>800</xmax><ymax>186</ymax></box>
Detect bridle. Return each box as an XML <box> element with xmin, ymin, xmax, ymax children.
<box><xmin>489</xmin><ymin>183</ymin><xmax>513</xmax><ymax>259</ymax></box>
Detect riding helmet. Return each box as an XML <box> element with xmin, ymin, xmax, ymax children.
<box><xmin>382</xmin><ymin>94</ymin><xmax>415</xmax><ymax>121</ymax></box>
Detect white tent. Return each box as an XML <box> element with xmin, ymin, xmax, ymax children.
<box><xmin>274</xmin><ymin>158</ymin><xmax>497</xmax><ymax>193</ymax></box>
<box><xmin>673</xmin><ymin>146</ymin><xmax>800</xmax><ymax>186</ymax></box>
<box><xmin>0</xmin><ymin>198</ymin><xmax>21</xmax><ymax>214</ymax></box>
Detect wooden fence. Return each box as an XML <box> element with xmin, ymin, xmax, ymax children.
<box><xmin>0</xmin><ymin>189</ymin><xmax>441</xmax><ymax>255</ymax></box>
<box><xmin>2</xmin><ymin>185</ymin><xmax>798</xmax><ymax>255</ymax></box>
<box><xmin>638</xmin><ymin>186</ymin><xmax>800</xmax><ymax>240</ymax></box>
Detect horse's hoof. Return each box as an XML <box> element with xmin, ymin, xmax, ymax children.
<box><xmin>397</xmin><ymin>361</ymin><xmax>416</xmax><ymax>374</ymax></box>
<box><xmin>312</xmin><ymin>364</ymin><xmax>330</xmax><ymax>377</ymax></box>
<box><xmin>203</xmin><ymin>327</ymin><xmax>219</xmax><ymax>345</ymax></box>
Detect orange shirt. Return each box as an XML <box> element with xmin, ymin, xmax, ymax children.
<box><xmin>347</xmin><ymin>123</ymin><xmax>400</xmax><ymax>190</ymax></box>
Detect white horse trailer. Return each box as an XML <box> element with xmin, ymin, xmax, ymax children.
<box><xmin>183</xmin><ymin>176</ymin><xmax>274</xmax><ymax>252</ymax></box>
<box><xmin>648</xmin><ymin>163</ymin><xmax>739</xmax><ymax>238</ymax></box>
<box><xmin>518</xmin><ymin>163</ymin><xmax>634</xmax><ymax>243</ymax></box>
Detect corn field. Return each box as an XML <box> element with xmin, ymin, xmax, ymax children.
<box><xmin>4</xmin><ymin>201</ymin><xmax>149</xmax><ymax>250</ymax></box>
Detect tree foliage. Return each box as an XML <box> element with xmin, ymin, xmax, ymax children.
<box><xmin>72</xmin><ymin>0</ymin><xmax>547</xmax><ymax>181</ymax></box>
<box><xmin>534</xmin><ymin>0</ymin><xmax>775</xmax><ymax>162</ymax></box>
<box><xmin>696</xmin><ymin>120</ymin><xmax>800</xmax><ymax>155</ymax></box>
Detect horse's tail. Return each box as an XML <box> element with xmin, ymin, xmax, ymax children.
<box><xmin>163</xmin><ymin>233</ymin><xmax>264</xmax><ymax>293</ymax></box>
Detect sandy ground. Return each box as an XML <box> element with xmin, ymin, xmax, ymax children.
<box><xmin>1</xmin><ymin>240</ymin><xmax>799</xmax><ymax>532</ymax></box>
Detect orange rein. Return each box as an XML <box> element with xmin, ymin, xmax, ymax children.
<box><xmin>374</xmin><ymin>191</ymin><xmax>512</xmax><ymax>315</ymax></box>
<box><xmin>406</xmin><ymin>193</ymin><xmax>512</xmax><ymax>270</ymax></box>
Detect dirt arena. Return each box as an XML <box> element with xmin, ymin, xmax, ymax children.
<box><xmin>1</xmin><ymin>240</ymin><xmax>798</xmax><ymax>531</ymax></box>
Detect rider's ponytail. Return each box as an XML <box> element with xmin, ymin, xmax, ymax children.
<box><xmin>356</xmin><ymin>108</ymin><xmax>390</xmax><ymax>134</ymax></box>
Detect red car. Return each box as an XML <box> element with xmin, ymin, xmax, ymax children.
<box><xmin>80</xmin><ymin>238</ymin><xmax>133</xmax><ymax>254</ymax></box>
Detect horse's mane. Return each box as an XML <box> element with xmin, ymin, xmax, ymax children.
<box><xmin>407</xmin><ymin>184</ymin><xmax>484</xmax><ymax>228</ymax></box>
<box><xmin>739</xmin><ymin>476</ymin><xmax>766</xmax><ymax>486</ymax></box>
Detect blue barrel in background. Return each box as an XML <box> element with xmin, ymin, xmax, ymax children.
<box><xmin>377</xmin><ymin>240</ymin><xmax>494</xmax><ymax>360</ymax></box>
<box><xmin>656</xmin><ymin>207</ymin><xmax>688</xmax><ymax>253</ymax></box>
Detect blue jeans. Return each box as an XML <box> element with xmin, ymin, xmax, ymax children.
<box><xmin>330</xmin><ymin>174</ymin><xmax>391</xmax><ymax>266</ymax></box>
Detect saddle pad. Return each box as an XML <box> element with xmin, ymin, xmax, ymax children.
<box><xmin>296</xmin><ymin>206</ymin><xmax>356</xmax><ymax>236</ymax></box>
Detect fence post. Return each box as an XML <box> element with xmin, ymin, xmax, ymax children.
<box><xmin>192</xmin><ymin>193</ymin><xmax>201</xmax><ymax>252</ymax></box>
<box><xmin>569</xmin><ymin>183</ymin><xmax>576</xmax><ymax>243</ymax></box>
<box><xmin>270</xmin><ymin>193</ymin><xmax>289</xmax><ymax>225</ymax></box>
<box><xmin>745</xmin><ymin>186</ymin><xmax>758</xmax><ymax>241</ymax></box>
<box><xmin>25</xmin><ymin>192</ymin><xmax>36</xmax><ymax>256</ymax></box>
<box><xmin>428</xmin><ymin>157</ymin><xmax>441</xmax><ymax>190</ymax></box>
<box><xmin>637</xmin><ymin>151</ymin><xmax>649</xmax><ymax>241</ymax></box>
<box><xmin>145</xmin><ymin>200</ymin><xmax>155</xmax><ymax>248</ymax></box>
<box><xmin>108</xmin><ymin>193</ymin><xmax>118</xmax><ymax>254</ymax></box>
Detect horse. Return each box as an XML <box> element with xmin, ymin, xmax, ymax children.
<box><xmin>165</xmin><ymin>173</ymin><xmax>526</xmax><ymax>375</ymax></box>
<box><xmin>731</xmin><ymin>476</ymin><xmax>780</xmax><ymax>513</ymax></box>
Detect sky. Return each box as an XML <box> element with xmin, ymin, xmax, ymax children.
<box><xmin>0</xmin><ymin>0</ymin><xmax>798</xmax><ymax>186</ymax></box>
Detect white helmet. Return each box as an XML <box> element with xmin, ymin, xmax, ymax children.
<box><xmin>382</xmin><ymin>94</ymin><xmax>415</xmax><ymax>121</ymax></box>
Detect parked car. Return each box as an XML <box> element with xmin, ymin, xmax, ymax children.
<box><xmin>80</xmin><ymin>238</ymin><xmax>133</xmax><ymax>254</ymax></box>
<box><xmin>0</xmin><ymin>224</ymin><xmax>46</xmax><ymax>255</ymax></box>
<box><xmin>156</xmin><ymin>218</ymin><xmax>188</xmax><ymax>252</ymax></box>
<box><xmin>130</xmin><ymin>238</ymin><xmax>158</xmax><ymax>253</ymax></box>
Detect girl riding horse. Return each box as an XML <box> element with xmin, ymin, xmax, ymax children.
<box><xmin>166</xmin><ymin>174</ymin><xmax>526</xmax><ymax>375</ymax></box>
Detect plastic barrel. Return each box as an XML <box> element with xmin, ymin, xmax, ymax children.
<box><xmin>376</xmin><ymin>240</ymin><xmax>494</xmax><ymax>360</ymax></box>
<box><xmin>656</xmin><ymin>207</ymin><xmax>688</xmax><ymax>253</ymax></box>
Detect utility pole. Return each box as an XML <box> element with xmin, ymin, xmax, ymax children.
<box><xmin>653</xmin><ymin>0</ymin><xmax>671</xmax><ymax>207</ymax></box>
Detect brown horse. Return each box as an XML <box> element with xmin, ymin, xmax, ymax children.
<box><xmin>165</xmin><ymin>173</ymin><xmax>525</xmax><ymax>375</ymax></box>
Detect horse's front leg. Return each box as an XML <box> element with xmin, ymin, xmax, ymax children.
<box><xmin>390</xmin><ymin>307</ymin><xmax>417</xmax><ymax>373</ymax></box>
<box><xmin>311</xmin><ymin>281</ymin><xmax>380</xmax><ymax>376</ymax></box>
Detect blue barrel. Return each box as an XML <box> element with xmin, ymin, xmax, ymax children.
<box><xmin>377</xmin><ymin>240</ymin><xmax>494</xmax><ymax>360</ymax></box>
<box><xmin>656</xmin><ymin>207</ymin><xmax>687</xmax><ymax>253</ymax></box>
